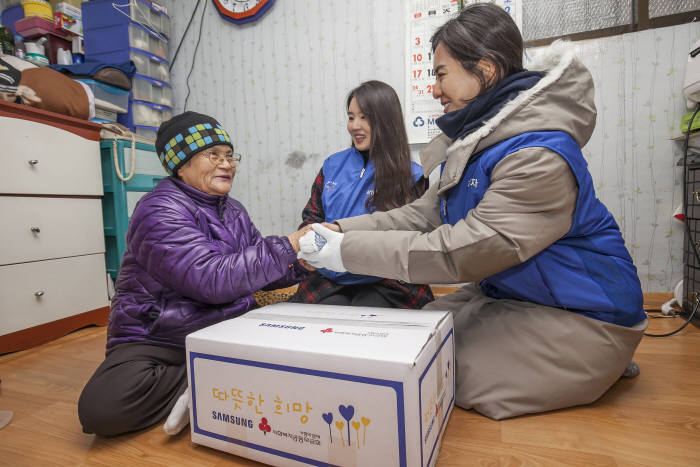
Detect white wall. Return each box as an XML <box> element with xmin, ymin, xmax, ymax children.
<box><xmin>164</xmin><ymin>0</ymin><xmax>405</xmax><ymax>236</ymax></box>
<box><xmin>552</xmin><ymin>27</ymin><xmax>700</xmax><ymax>293</ymax></box>
<box><xmin>161</xmin><ymin>0</ymin><xmax>700</xmax><ymax>292</ymax></box>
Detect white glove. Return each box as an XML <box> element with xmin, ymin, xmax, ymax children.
<box><xmin>297</xmin><ymin>223</ymin><xmax>347</xmax><ymax>272</ymax></box>
<box><xmin>299</xmin><ymin>229</ymin><xmax>323</xmax><ymax>254</ymax></box>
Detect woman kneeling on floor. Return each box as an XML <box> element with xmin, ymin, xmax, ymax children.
<box><xmin>78</xmin><ymin>112</ymin><xmax>309</xmax><ymax>437</ymax></box>
<box><xmin>299</xmin><ymin>4</ymin><xmax>648</xmax><ymax>420</ymax></box>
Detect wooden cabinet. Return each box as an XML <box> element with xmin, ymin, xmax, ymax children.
<box><xmin>0</xmin><ymin>101</ymin><xmax>110</xmax><ymax>354</ymax></box>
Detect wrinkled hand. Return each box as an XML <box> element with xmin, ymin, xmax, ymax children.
<box><xmin>297</xmin><ymin>224</ymin><xmax>346</xmax><ymax>272</ymax></box>
<box><xmin>287</xmin><ymin>225</ymin><xmax>313</xmax><ymax>254</ymax></box>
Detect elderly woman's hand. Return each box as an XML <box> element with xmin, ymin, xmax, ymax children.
<box><xmin>287</xmin><ymin>225</ymin><xmax>313</xmax><ymax>254</ymax></box>
<box><xmin>297</xmin><ymin>224</ymin><xmax>346</xmax><ymax>272</ymax></box>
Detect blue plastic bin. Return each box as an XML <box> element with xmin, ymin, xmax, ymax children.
<box><xmin>83</xmin><ymin>0</ymin><xmax>169</xmax><ymax>38</ymax></box>
<box><xmin>75</xmin><ymin>78</ymin><xmax>130</xmax><ymax>110</ymax></box>
<box><xmin>134</xmin><ymin>125</ymin><xmax>158</xmax><ymax>142</ymax></box>
<box><xmin>1</xmin><ymin>5</ymin><xmax>24</xmax><ymax>35</ymax></box>
<box><xmin>130</xmin><ymin>47</ymin><xmax>169</xmax><ymax>83</ymax></box>
<box><xmin>118</xmin><ymin>98</ymin><xmax>172</xmax><ymax>129</ymax></box>
<box><xmin>83</xmin><ymin>0</ymin><xmax>168</xmax><ymax>63</ymax></box>
<box><xmin>131</xmin><ymin>73</ymin><xmax>172</xmax><ymax>107</ymax></box>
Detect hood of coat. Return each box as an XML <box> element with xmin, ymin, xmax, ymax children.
<box><xmin>420</xmin><ymin>40</ymin><xmax>597</xmax><ymax>196</ymax></box>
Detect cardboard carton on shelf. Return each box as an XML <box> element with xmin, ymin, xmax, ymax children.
<box><xmin>53</xmin><ymin>2</ymin><xmax>82</xmax><ymax>36</ymax></box>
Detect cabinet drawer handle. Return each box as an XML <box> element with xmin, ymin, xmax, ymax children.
<box><xmin>34</xmin><ymin>291</ymin><xmax>44</xmax><ymax>297</ymax></box>
<box><xmin>30</xmin><ymin>226</ymin><xmax>41</xmax><ymax>234</ymax></box>
<box><xmin>28</xmin><ymin>160</ymin><xmax>39</xmax><ymax>166</ymax></box>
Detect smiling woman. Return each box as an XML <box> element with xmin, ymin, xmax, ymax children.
<box><xmin>288</xmin><ymin>80</ymin><xmax>434</xmax><ymax>309</ymax></box>
<box><xmin>77</xmin><ymin>111</ymin><xmax>311</xmax><ymax>437</ymax></box>
<box><xmin>298</xmin><ymin>3</ymin><xmax>648</xmax><ymax>422</ymax></box>
<box><xmin>177</xmin><ymin>145</ymin><xmax>242</xmax><ymax>196</ymax></box>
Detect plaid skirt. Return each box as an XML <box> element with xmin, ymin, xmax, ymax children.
<box><xmin>288</xmin><ymin>271</ymin><xmax>434</xmax><ymax>309</ymax></box>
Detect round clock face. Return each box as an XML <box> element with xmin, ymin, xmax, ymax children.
<box><xmin>212</xmin><ymin>0</ymin><xmax>275</xmax><ymax>24</ymax></box>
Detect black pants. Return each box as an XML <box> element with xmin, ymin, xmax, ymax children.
<box><xmin>317</xmin><ymin>284</ymin><xmax>394</xmax><ymax>307</ymax></box>
<box><xmin>78</xmin><ymin>342</ymin><xmax>188</xmax><ymax>437</ymax></box>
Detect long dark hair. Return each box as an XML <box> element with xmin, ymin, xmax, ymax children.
<box><xmin>431</xmin><ymin>3</ymin><xmax>524</xmax><ymax>92</ymax></box>
<box><xmin>347</xmin><ymin>80</ymin><xmax>419</xmax><ymax>211</ymax></box>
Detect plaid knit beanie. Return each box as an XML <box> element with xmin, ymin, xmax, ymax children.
<box><xmin>155</xmin><ymin>111</ymin><xmax>233</xmax><ymax>175</ymax></box>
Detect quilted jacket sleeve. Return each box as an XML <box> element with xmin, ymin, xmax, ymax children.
<box><xmin>339</xmin><ymin>147</ymin><xmax>577</xmax><ymax>284</ymax></box>
<box><xmin>240</xmin><ymin>208</ymin><xmax>308</xmax><ymax>291</ymax></box>
<box><xmin>128</xmin><ymin>194</ymin><xmax>302</xmax><ymax>305</ymax></box>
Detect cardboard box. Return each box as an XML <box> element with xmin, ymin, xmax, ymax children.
<box><xmin>53</xmin><ymin>2</ymin><xmax>82</xmax><ymax>36</ymax></box>
<box><xmin>186</xmin><ymin>303</ymin><xmax>455</xmax><ymax>467</ymax></box>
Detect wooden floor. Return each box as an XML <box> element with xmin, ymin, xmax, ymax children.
<box><xmin>1</xmin><ymin>310</ymin><xmax>699</xmax><ymax>466</ymax></box>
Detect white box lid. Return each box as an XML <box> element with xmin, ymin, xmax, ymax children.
<box><xmin>187</xmin><ymin>303</ymin><xmax>450</xmax><ymax>366</ymax></box>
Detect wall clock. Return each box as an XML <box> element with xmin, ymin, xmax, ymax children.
<box><xmin>212</xmin><ymin>0</ymin><xmax>275</xmax><ymax>24</ymax></box>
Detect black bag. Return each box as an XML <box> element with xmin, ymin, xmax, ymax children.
<box><xmin>0</xmin><ymin>57</ymin><xmax>20</xmax><ymax>94</ymax></box>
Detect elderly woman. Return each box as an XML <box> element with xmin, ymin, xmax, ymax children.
<box><xmin>300</xmin><ymin>4</ymin><xmax>647</xmax><ymax>421</ymax></box>
<box><xmin>78</xmin><ymin>111</ymin><xmax>308</xmax><ymax>437</ymax></box>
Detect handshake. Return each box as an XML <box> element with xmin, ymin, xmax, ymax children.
<box><xmin>287</xmin><ymin>223</ymin><xmax>346</xmax><ymax>272</ymax></box>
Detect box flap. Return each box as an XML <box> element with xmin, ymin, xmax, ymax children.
<box><xmin>187</xmin><ymin>303</ymin><xmax>450</xmax><ymax>366</ymax></box>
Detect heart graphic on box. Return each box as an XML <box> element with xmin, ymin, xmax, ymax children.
<box><xmin>339</xmin><ymin>404</ymin><xmax>354</xmax><ymax>445</ymax></box>
<box><xmin>322</xmin><ymin>412</ymin><xmax>334</xmax><ymax>443</ymax></box>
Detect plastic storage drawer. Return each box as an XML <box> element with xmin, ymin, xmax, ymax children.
<box><xmin>75</xmin><ymin>79</ymin><xmax>129</xmax><ymax>110</ymax></box>
<box><xmin>83</xmin><ymin>0</ymin><xmax>170</xmax><ymax>37</ymax></box>
<box><xmin>130</xmin><ymin>48</ymin><xmax>169</xmax><ymax>83</ymax></box>
<box><xmin>129</xmin><ymin>23</ymin><xmax>167</xmax><ymax>59</ymax></box>
<box><xmin>134</xmin><ymin>125</ymin><xmax>158</xmax><ymax>142</ymax></box>
<box><xmin>131</xmin><ymin>74</ymin><xmax>172</xmax><ymax>107</ymax></box>
<box><xmin>118</xmin><ymin>99</ymin><xmax>172</xmax><ymax>129</ymax></box>
<box><xmin>84</xmin><ymin>0</ymin><xmax>169</xmax><ymax>63</ymax></box>
<box><xmin>130</xmin><ymin>0</ymin><xmax>171</xmax><ymax>38</ymax></box>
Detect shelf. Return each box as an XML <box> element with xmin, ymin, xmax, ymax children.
<box><xmin>15</xmin><ymin>16</ymin><xmax>78</xmax><ymax>40</ymax></box>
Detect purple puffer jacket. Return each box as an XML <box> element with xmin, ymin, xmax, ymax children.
<box><xmin>106</xmin><ymin>176</ymin><xmax>306</xmax><ymax>353</ymax></box>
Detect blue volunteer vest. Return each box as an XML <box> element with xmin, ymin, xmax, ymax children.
<box><xmin>321</xmin><ymin>147</ymin><xmax>424</xmax><ymax>285</ymax></box>
<box><xmin>439</xmin><ymin>131</ymin><xmax>645</xmax><ymax>326</ymax></box>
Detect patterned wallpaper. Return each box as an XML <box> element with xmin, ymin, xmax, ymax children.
<box><xmin>163</xmin><ymin>0</ymin><xmax>405</xmax><ymax>240</ymax></box>
<box><xmin>555</xmin><ymin>25</ymin><xmax>700</xmax><ymax>293</ymax></box>
<box><xmin>161</xmin><ymin>0</ymin><xmax>700</xmax><ymax>292</ymax></box>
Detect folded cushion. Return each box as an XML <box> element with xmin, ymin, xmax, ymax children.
<box><xmin>49</xmin><ymin>61</ymin><xmax>135</xmax><ymax>90</ymax></box>
<box><xmin>20</xmin><ymin>67</ymin><xmax>89</xmax><ymax>119</ymax></box>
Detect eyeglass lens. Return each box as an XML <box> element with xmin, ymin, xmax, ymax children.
<box><xmin>207</xmin><ymin>152</ymin><xmax>242</xmax><ymax>165</ymax></box>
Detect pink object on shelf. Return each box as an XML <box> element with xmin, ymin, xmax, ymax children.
<box><xmin>14</xmin><ymin>15</ymin><xmax>75</xmax><ymax>40</ymax></box>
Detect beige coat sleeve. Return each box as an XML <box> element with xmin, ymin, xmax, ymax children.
<box><xmin>336</xmin><ymin>182</ymin><xmax>443</xmax><ymax>233</ymax></box>
<box><xmin>339</xmin><ymin>147</ymin><xmax>578</xmax><ymax>284</ymax></box>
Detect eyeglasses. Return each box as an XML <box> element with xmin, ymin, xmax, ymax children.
<box><xmin>201</xmin><ymin>151</ymin><xmax>242</xmax><ymax>166</ymax></box>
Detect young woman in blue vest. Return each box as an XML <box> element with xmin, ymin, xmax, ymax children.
<box><xmin>289</xmin><ymin>80</ymin><xmax>434</xmax><ymax>308</ymax></box>
<box><xmin>298</xmin><ymin>4</ymin><xmax>648</xmax><ymax>420</ymax></box>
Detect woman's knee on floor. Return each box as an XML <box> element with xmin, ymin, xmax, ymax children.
<box><xmin>78</xmin><ymin>378</ymin><xmax>135</xmax><ymax>436</ymax></box>
<box><xmin>449</xmin><ymin>298</ymin><xmax>646</xmax><ymax>420</ymax></box>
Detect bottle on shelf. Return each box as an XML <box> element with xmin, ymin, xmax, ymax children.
<box><xmin>14</xmin><ymin>35</ymin><xmax>26</xmax><ymax>59</ymax></box>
